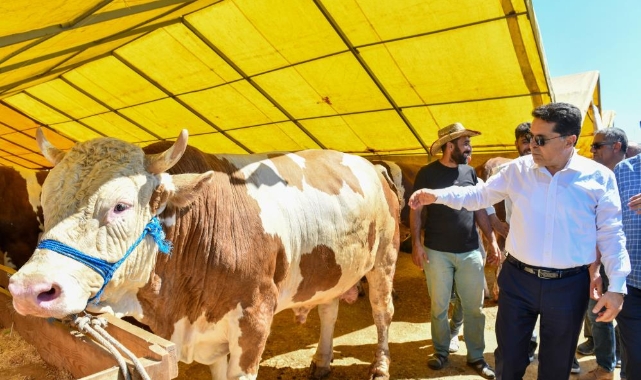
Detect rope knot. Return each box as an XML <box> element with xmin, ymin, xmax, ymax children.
<box><xmin>147</xmin><ymin>216</ymin><xmax>172</xmax><ymax>254</ymax></box>
<box><xmin>73</xmin><ymin>315</ymin><xmax>92</xmax><ymax>332</ymax></box>
<box><xmin>91</xmin><ymin>317</ymin><xmax>108</xmax><ymax>328</ymax></box>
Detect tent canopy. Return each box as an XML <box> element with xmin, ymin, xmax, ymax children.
<box><xmin>551</xmin><ymin>70</ymin><xmax>603</xmax><ymax>154</ymax></box>
<box><xmin>0</xmin><ymin>0</ymin><xmax>581</xmax><ymax>170</ymax></box>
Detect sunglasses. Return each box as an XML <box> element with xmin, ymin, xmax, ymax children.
<box><xmin>590</xmin><ymin>142</ymin><xmax>614</xmax><ymax>150</ymax></box>
<box><xmin>525</xmin><ymin>133</ymin><xmax>568</xmax><ymax>147</ymax></box>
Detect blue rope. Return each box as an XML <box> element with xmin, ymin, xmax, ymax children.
<box><xmin>37</xmin><ymin>216</ymin><xmax>172</xmax><ymax>304</ymax></box>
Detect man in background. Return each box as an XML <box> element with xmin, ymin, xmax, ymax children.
<box><xmin>577</xmin><ymin>127</ymin><xmax>628</xmax><ymax>380</ymax></box>
<box><xmin>625</xmin><ymin>141</ymin><xmax>641</xmax><ymax>158</ymax></box>
<box><xmin>614</xmin><ymin>153</ymin><xmax>641</xmax><ymax>380</ymax></box>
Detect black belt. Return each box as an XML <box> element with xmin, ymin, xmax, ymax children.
<box><xmin>505</xmin><ymin>253</ymin><xmax>589</xmax><ymax>280</ymax></box>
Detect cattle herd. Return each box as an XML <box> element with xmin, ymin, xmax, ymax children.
<box><xmin>1</xmin><ymin>129</ymin><xmax>502</xmax><ymax>380</ymax></box>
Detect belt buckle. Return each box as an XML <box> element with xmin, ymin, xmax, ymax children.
<box><xmin>537</xmin><ymin>269</ymin><xmax>559</xmax><ymax>279</ymax></box>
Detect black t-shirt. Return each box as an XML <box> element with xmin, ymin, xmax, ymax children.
<box><xmin>412</xmin><ymin>160</ymin><xmax>479</xmax><ymax>253</ymax></box>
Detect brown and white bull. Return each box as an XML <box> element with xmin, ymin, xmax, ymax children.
<box><xmin>369</xmin><ymin>160</ymin><xmax>420</xmax><ymax>243</ymax></box>
<box><xmin>9</xmin><ymin>129</ymin><xmax>399</xmax><ymax>380</ymax></box>
<box><xmin>0</xmin><ymin>166</ymin><xmax>48</xmax><ymax>269</ymax></box>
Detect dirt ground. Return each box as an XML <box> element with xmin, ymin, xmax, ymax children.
<box><xmin>0</xmin><ymin>326</ymin><xmax>74</xmax><ymax>380</ymax></box>
<box><xmin>176</xmin><ymin>252</ymin><xmax>621</xmax><ymax>380</ymax></box>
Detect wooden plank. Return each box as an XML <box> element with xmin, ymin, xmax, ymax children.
<box><xmin>81</xmin><ymin>358</ymin><xmax>163</xmax><ymax>380</ymax></box>
<box><xmin>99</xmin><ymin>313</ymin><xmax>179</xmax><ymax>379</ymax></box>
<box><xmin>0</xmin><ymin>293</ymin><xmax>178</xmax><ymax>379</ymax></box>
<box><xmin>0</xmin><ymin>292</ymin><xmax>120</xmax><ymax>378</ymax></box>
<box><xmin>76</xmin><ymin>366</ymin><xmax>121</xmax><ymax>380</ymax></box>
<box><xmin>0</xmin><ymin>263</ymin><xmax>13</xmax><ymax>289</ymax></box>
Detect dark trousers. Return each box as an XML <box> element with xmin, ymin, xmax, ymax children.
<box><xmin>617</xmin><ymin>285</ymin><xmax>641</xmax><ymax>380</ymax></box>
<box><xmin>494</xmin><ymin>260</ymin><xmax>589</xmax><ymax>380</ymax></box>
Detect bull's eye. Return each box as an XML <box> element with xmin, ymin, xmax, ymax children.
<box><xmin>114</xmin><ymin>203</ymin><xmax>129</xmax><ymax>213</ymax></box>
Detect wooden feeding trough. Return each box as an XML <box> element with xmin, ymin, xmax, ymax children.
<box><xmin>0</xmin><ymin>264</ymin><xmax>178</xmax><ymax>380</ymax></box>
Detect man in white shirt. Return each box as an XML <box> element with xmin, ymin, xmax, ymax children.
<box><xmin>408</xmin><ymin>102</ymin><xmax>630</xmax><ymax>380</ymax></box>
<box><xmin>487</xmin><ymin>122</ymin><xmax>554</xmax><ymax>367</ymax></box>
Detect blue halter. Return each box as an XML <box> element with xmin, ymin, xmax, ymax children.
<box><xmin>36</xmin><ymin>216</ymin><xmax>172</xmax><ymax>304</ymax></box>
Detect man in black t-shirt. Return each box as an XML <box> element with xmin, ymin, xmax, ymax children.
<box><xmin>410</xmin><ymin>122</ymin><xmax>499</xmax><ymax>379</ymax></box>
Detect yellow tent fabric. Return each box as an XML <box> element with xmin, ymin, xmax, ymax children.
<box><xmin>0</xmin><ymin>0</ymin><xmax>597</xmax><ymax>170</ymax></box>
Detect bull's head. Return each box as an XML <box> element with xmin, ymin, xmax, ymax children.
<box><xmin>9</xmin><ymin>129</ymin><xmax>210</xmax><ymax>319</ymax></box>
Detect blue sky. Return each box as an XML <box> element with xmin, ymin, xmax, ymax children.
<box><xmin>532</xmin><ymin>0</ymin><xmax>641</xmax><ymax>142</ymax></box>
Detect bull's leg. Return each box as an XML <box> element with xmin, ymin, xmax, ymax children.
<box><xmin>365</xmin><ymin>263</ymin><xmax>395</xmax><ymax>380</ymax></box>
<box><xmin>208</xmin><ymin>355</ymin><xmax>228</xmax><ymax>380</ymax></box>
<box><xmin>310</xmin><ymin>298</ymin><xmax>339</xmax><ymax>379</ymax></box>
<box><xmin>226</xmin><ymin>300</ymin><xmax>275</xmax><ymax>380</ymax></box>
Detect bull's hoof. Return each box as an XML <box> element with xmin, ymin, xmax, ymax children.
<box><xmin>309</xmin><ymin>361</ymin><xmax>331</xmax><ymax>379</ymax></box>
<box><xmin>369</xmin><ymin>364</ymin><xmax>390</xmax><ymax>380</ymax></box>
<box><xmin>369</xmin><ymin>356</ymin><xmax>390</xmax><ymax>380</ymax></box>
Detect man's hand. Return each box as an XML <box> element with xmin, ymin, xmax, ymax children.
<box><xmin>588</xmin><ymin>262</ymin><xmax>603</xmax><ymax>300</ymax></box>
<box><xmin>486</xmin><ymin>241</ymin><xmax>502</xmax><ymax>266</ymax></box>
<box><xmin>412</xmin><ymin>244</ymin><xmax>428</xmax><ymax>269</ymax></box>
<box><xmin>592</xmin><ymin>291</ymin><xmax>624</xmax><ymax>322</ymax></box>
<box><xmin>489</xmin><ymin>214</ymin><xmax>509</xmax><ymax>238</ymax></box>
<box><xmin>409</xmin><ymin>189</ymin><xmax>437</xmax><ymax>209</ymax></box>
<box><xmin>629</xmin><ymin>192</ymin><xmax>641</xmax><ymax>214</ymax></box>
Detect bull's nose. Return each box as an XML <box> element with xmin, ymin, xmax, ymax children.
<box><xmin>8</xmin><ymin>279</ymin><xmax>62</xmax><ymax>309</ymax></box>
<box><xmin>36</xmin><ymin>284</ymin><xmax>61</xmax><ymax>302</ymax></box>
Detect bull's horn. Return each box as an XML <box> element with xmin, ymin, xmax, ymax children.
<box><xmin>145</xmin><ymin>129</ymin><xmax>189</xmax><ymax>174</ymax></box>
<box><xmin>36</xmin><ymin>128</ymin><xmax>66</xmax><ymax>166</ymax></box>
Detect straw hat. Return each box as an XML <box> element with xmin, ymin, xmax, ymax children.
<box><xmin>429</xmin><ymin>122</ymin><xmax>481</xmax><ymax>156</ymax></box>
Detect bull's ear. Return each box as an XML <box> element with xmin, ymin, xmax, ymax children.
<box><xmin>168</xmin><ymin>172</ymin><xmax>214</xmax><ymax>208</ymax></box>
<box><xmin>145</xmin><ymin>129</ymin><xmax>188</xmax><ymax>174</ymax></box>
<box><xmin>36</xmin><ymin>128</ymin><xmax>66</xmax><ymax>166</ymax></box>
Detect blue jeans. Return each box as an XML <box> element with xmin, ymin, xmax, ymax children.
<box><xmin>423</xmin><ymin>247</ymin><xmax>486</xmax><ymax>362</ymax></box>
<box><xmin>617</xmin><ymin>285</ymin><xmax>641</xmax><ymax>380</ymax></box>
<box><xmin>585</xmin><ymin>298</ymin><xmax>616</xmax><ymax>371</ymax></box>
<box><xmin>585</xmin><ymin>269</ymin><xmax>616</xmax><ymax>372</ymax></box>
<box><xmin>450</xmin><ymin>286</ymin><xmax>463</xmax><ymax>336</ymax></box>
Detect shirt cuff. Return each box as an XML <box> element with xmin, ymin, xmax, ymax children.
<box><xmin>607</xmin><ymin>276</ymin><xmax>628</xmax><ymax>294</ymax></box>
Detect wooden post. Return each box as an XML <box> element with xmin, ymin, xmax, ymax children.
<box><xmin>0</xmin><ymin>292</ymin><xmax>178</xmax><ymax>380</ymax></box>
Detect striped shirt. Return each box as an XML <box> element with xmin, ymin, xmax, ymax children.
<box><xmin>614</xmin><ymin>154</ymin><xmax>641</xmax><ymax>289</ymax></box>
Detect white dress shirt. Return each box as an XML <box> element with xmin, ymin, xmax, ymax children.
<box><xmin>490</xmin><ymin>162</ymin><xmax>513</xmax><ymax>223</ymax></box>
<box><xmin>432</xmin><ymin>151</ymin><xmax>630</xmax><ymax>293</ymax></box>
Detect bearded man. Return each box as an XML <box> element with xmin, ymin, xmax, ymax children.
<box><xmin>410</xmin><ymin>122</ymin><xmax>499</xmax><ymax>379</ymax></box>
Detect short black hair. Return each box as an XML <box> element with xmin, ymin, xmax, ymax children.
<box><xmin>595</xmin><ymin>127</ymin><xmax>628</xmax><ymax>153</ymax></box>
<box><xmin>531</xmin><ymin>102</ymin><xmax>582</xmax><ymax>146</ymax></box>
<box><xmin>514</xmin><ymin>122</ymin><xmax>531</xmax><ymax>140</ymax></box>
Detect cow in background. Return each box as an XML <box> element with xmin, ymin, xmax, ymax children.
<box><xmin>10</xmin><ymin>130</ymin><xmax>399</xmax><ymax>380</ymax></box>
<box><xmin>475</xmin><ymin>156</ymin><xmax>512</xmax><ymax>237</ymax></box>
<box><xmin>475</xmin><ymin>156</ymin><xmax>512</xmax><ymax>301</ymax></box>
<box><xmin>0</xmin><ymin>166</ymin><xmax>48</xmax><ymax>269</ymax></box>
